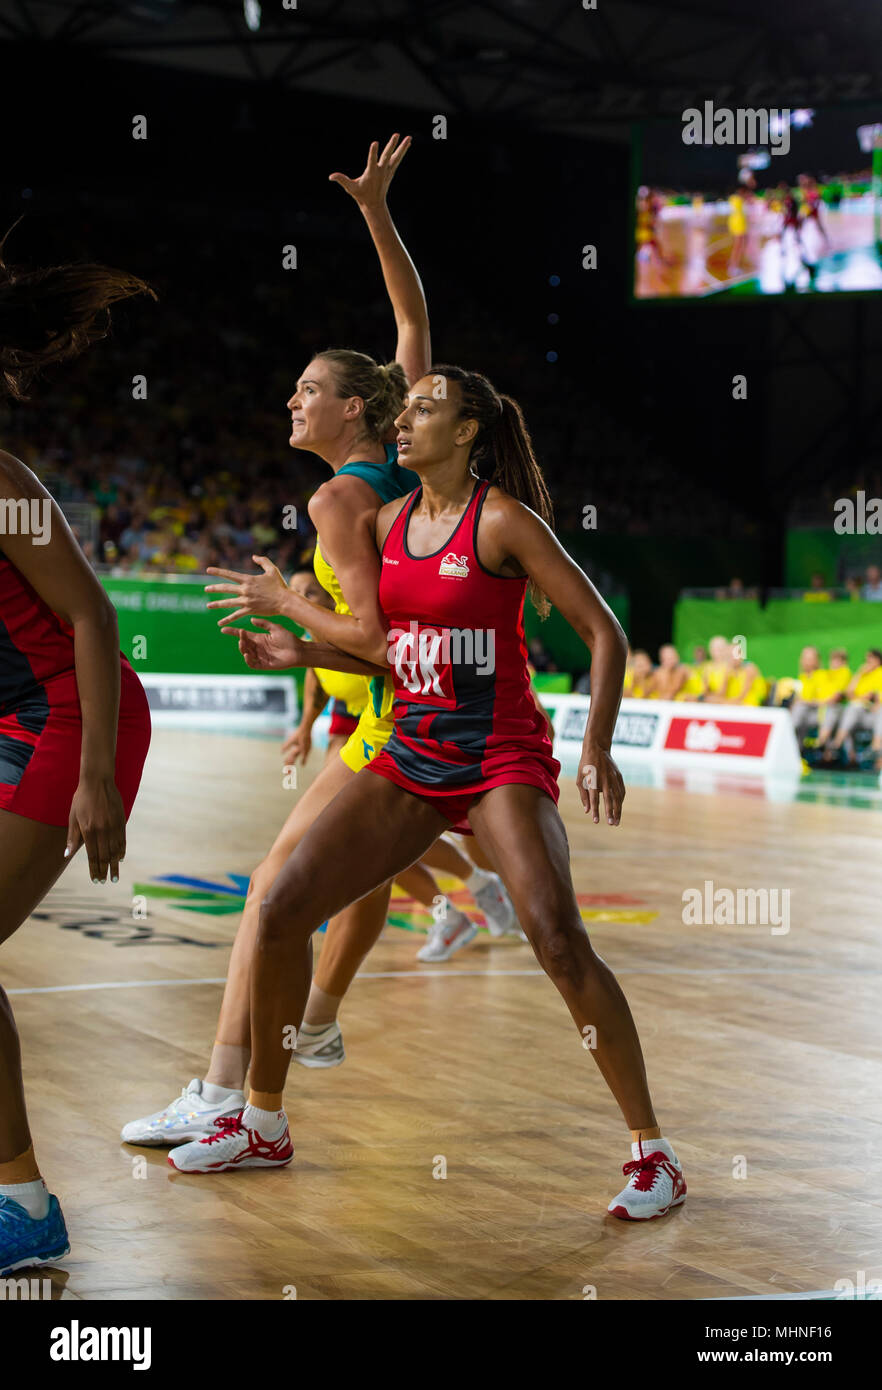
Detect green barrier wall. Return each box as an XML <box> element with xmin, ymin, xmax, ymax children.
<box><xmin>674</xmin><ymin>597</ymin><xmax>882</xmax><ymax>678</ymax></box>
<box><xmin>786</xmin><ymin>528</ymin><xmax>882</xmax><ymax>587</ymax></box>
<box><xmin>531</xmin><ymin>672</ymin><xmax>573</xmax><ymax>693</ymax></box>
<box><xmin>100</xmin><ymin>575</ymin><xmax>627</xmax><ymax>685</ymax></box>
<box><xmin>100</xmin><ymin>575</ymin><xmax>307</xmax><ymax>701</ymax></box>
<box><xmin>524</xmin><ymin>592</ymin><xmax>629</xmax><ymax>674</ymax></box>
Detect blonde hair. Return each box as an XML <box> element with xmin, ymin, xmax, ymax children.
<box><xmin>315</xmin><ymin>348</ymin><xmax>407</xmax><ymax>443</ymax></box>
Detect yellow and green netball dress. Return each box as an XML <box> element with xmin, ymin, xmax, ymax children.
<box><xmin>311</xmin><ymin>664</ymin><xmax>369</xmax><ymax>720</ymax></box>
<box><xmin>312</xmin><ymin>444</ymin><xmax>418</xmax><ymax>773</ymax></box>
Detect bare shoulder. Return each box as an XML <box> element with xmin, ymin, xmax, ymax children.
<box><xmin>308</xmin><ymin>470</ymin><xmax>384</xmax><ymax>525</ymax></box>
<box><xmin>376</xmin><ymin>491</ymin><xmax>413</xmax><ymax>550</ymax></box>
<box><xmin>479</xmin><ymin>485</ymin><xmax>550</xmax><ymax>536</ymax></box>
<box><xmin>0</xmin><ymin>448</ymin><xmax>46</xmax><ymax>494</ymax></box>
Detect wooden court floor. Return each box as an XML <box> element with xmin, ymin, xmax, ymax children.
<box><xmin>6</xmin><ymin>729</ymin><xmax>882</xmax><ymax>1301</ymax></box>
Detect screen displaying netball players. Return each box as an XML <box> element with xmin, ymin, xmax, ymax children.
<box><xmin>0</xmin><ymin>252</ymin><xmax>153</xmax><ymax>1275</ymax></box>
<box><xmin>175</xmin><ymin>366</ymin><xmax>687</xmax><ymax>1222</ymax></box>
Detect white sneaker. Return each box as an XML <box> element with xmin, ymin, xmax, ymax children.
<box><xmin>473</xmin><ymin>873</ymin><xmax>526</xmax><ymax>939</ymax></box>
<box><xmin>607</xmin><ymin>1137</ymin><xmax>687</xmax><ymax>1220</ymax></box>
<box><xmin>417</xmin><ymin>903</ymin><xmax>478</xmax><ymax>962</ymax></box>
<box><xmin>293</xmin><ymin>1021</ymin><xmax>345</xmax><ymax>1068</ymax></box>
<box><xmin>167</xmin><ymin>1111</ymin><xmax>294</xmax><ymax>1174</ymax></box>
<box><xmin>120</xmin><ymin>1079</ymin><xmax>245</xmax><ymax>1147</ymax></box>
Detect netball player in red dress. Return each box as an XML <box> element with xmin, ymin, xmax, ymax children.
<box><xmin>171</xmin><ymin>366</ymin><xmax>686</xmax><ymax>1222</ymax></box>
<box><xmin>0</xmin><ymin>256</ymin><xmax>152</xmax><ymax>1273</ymax></box>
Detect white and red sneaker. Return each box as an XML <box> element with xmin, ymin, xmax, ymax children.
<box><xmin>607</xmin><ymin>1137</ymin><xmax>686</xmax><ymax>1220</ymax></box>
<box><xmin>472</xmin><ymin>874</ymin><xmax>527</xmax><ymax>941</ymax></box>
<box><xmin>167</xmin><ymin>1110</ymin><xmax>293</xmax><ymax>1174</ymax></box>
<box><xmin>417</xmin><ymin>902</ymin><xmax>478</xmax><ymax>962</ymax></box>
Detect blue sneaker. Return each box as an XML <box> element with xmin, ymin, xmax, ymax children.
<box><xmin>0</xmin><ymin>1193</ymin><xmax>70</xmax><ymax>1275</ymax></box>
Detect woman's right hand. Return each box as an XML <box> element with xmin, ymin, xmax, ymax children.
<box><xmin>67</xmin><ymin>773</ymin><xmax>127</xmax><ymax>883</ymax></box>
<box><xmin>220</xmin><ymin>617</ymin><xmax>306</xmax><ymax>671</ymax></box>
<box><xmin>329</xmin><ymin>133</ymin><xmax>411</xmax><ymax>211</ymax></box>
<box><xmin>281</xmin><ymin>724</ymin><xmax>312</xmax><ymax>765</ymax></box>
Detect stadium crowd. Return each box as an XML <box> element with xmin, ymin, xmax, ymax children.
<box><xmin>622</xmin><ymin>634</ymin><xmax>882</xmax><ymax>772</ymax></box>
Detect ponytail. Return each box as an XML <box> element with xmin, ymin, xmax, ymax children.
<box><xmin>0</xmin><ymin>236</ymin><xmax>155</xmax><ymax>400</ymax></box>
<box><xmin>429</xmin><ymin>363</ymin><xmax>554</xmax><ymax>617</ymax></box>
<box><xmin>316</xmin><ymin>348</ymin><xmax>408</xmax><ymax>443</ymax></box>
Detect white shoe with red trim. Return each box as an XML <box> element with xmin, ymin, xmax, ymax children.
<box><xmin>472</xmin><ymin>873</ymin><xmax>527</xmax><ymax>940</ymax></box>
<box><xmin>417</xmin><ymin>902</ymin><xmax>478</xmax><ymax>962</ymax></box>
<box><xmin>607</xmin><ymin>1137</ymin><xmax>686</xmax><ymax>1220</ymax></box>
<box><xmin>167</xmin><ymin>1110</ymin><xmax>293</xmax><ymax>1174</ymax></box>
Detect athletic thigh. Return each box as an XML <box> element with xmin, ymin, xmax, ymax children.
<box><xmin>262</xmin><ymin>772</ymin><xmax>449</xmax><ymax>931</ymax></box>
<box><xmin>0</xmin><ymin>809</ymin><xmax>72</xmax><ymax>948</ymax></box>
<box><xmin>467</xmin><ymin>785</ymin><xmax>582</xmax><ymax>929</ymax></box>
<box><xmin>262</xmin><ymin>751</ymin><xmax>354</xmax><ymax>868</ymax></box>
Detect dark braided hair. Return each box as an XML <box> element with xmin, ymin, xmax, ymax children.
<box><xmin>428</xmin><ymin>364</ymin><xmax>554</xmax><ymax>616</ymax></box>
<box><xmin>0</xmin><ymin>225</ymin><xmax>154</xmax><ymax>400</ymax></box>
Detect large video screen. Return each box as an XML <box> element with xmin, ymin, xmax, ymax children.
<box><xmin>633</xmin><ymin>104</ymin><xmax>882</xmax><ymax>300</ymax></box>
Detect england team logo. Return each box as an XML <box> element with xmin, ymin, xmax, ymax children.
<box><xmin>439</xmin><ymin>551</ymin><xmax>469</xmax><ymax>578</ymax></box>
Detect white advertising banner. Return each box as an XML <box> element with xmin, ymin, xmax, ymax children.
<box><xmin>541</xmin><ymin>695</ymin><xmax>802</xmax><ymax>777</ymax></box>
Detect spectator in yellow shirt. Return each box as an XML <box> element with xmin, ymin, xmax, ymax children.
<box><xmin>676</xmin><ymin>661</ymin><xmax>706</xmax><ymax>700</ymax></box>
<box><xmin>789</xmin><ymin>645</ymin><xmax>822</xmax><ymax>741</ymax></box>
<box><xmin>802</xmin><ymin>571</ymin><xmax>832</xmax><ymax>602</ymax></box>
<box><xmin>722</xmin><ymin>653</ymin><xmax>767</xmax><ymax>706</ymax></box>
<box><xmin>652</xmin><ymin>644</ymin><xmax>689</xmax><ymax>700</ymax></box>
<box><xmin>813</xmin><ymin>649</ymin><xmax>854</xmax><ymax>752</ymax></box>
<box><xmin>623</xmin><ymin>649</ymin><xmax>654</xmax><ymax>698</ymax></box>
<box><xmin>823</xmin><ymin>649</ymin><xmax>882</xmax><ymax>766</ymax></box>
<box><xmin>700</xmin><ymin>634</ymin><xmax>732</xmax><ymax>700</ymax></box>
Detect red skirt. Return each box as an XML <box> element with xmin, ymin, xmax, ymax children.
<box><xmin>0</xmin><ymin>657</ymin><xmax>152</xmax><ymax>827</ymax></box>
<box><xmin>365</xmin><ymin>748</ymin><xmax>560</xmax><ymax>836</ymax></box>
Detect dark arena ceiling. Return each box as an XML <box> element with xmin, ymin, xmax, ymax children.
<box><xmin>4</xmin><ymin>0</ymin><xmax>882</xmax><ymax>136</ymax></box>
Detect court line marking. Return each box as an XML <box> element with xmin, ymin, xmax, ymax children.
<box><xmin>705</xmin><ymin>1290</ymin><xmax>853</xmax><ymax>1301</ymax></box>
<box><xmin>8</xmin><ymin>965</ymin><xmax>869</xmax><ymax>996</ymax></box>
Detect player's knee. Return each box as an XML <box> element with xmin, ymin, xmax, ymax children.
<box><xmin>256</xmin><ymin>891</ymin><xmax>306</xmax><ymax>953</ymax></box>
<box><xmin>529</xmin><ymin>913</ymin><xmax>590</xmax><ymax>986</ymax></box>
<box><xmin>245</xmin><ymin>859</ymin><xmax>273</xmax><ymax>907</ymax></box>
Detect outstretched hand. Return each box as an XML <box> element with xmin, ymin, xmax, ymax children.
<box><xmin>329</xmin><ymin>133</ymin><xmax>412</xmax><ymax>210</ymax></box>
<box><xmin>220</xmin><ymin>616</ymin><xmax>307</xmax><ymax>672</ymax></box>
<box><xmin>205</xmin><ymin>556</ymin><xmax>289</xmax><ymax>625</ymax></box>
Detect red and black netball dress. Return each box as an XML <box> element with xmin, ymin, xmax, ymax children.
<box><xmin>367</xmin><ymin>478</ymin><xmax>560</xmax><ymax>830</ymax></box>
<box><xmin>0</xmin><ymin>546</ymin><xmax>152</xmax><ymax>826</ymax></box>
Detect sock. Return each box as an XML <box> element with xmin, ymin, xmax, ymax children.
<box><xmin>631</xmin><ymin>1136</ymin><xmax>677</xmax><ymax>1164</ymax></box>
<box><xmin>204</xmin><ymin>1042</ymin><xmax>249</xmax><ymax>1091</ymax></box>
<box><xmin>465</xmin><ymin>867</ymin><xmax>494</xmax><ymax>893</ymax></box>
<box><xmin>243</xmin><ymin>1103</ymin><xmax>286</xmax><ymax>1138</ymax></box>
<box><xmin>298</xmin><ymin>1021</ymin><xmax>337</xmax><ymax>1038</ymax></box>
<box><xmin>303</xmin><ymin>985</ymin><xmax>341</xmax><ymax>1028</ymax></box>
<box><xmin>0</xmin><ymin>1178</ymin><xmax>50</xmax><ymax>1220</ymax></box>
<box><xmin>201</xmin><ymin>1081</ymin><xmax>244</xmax><ymax>1104</ymax></box>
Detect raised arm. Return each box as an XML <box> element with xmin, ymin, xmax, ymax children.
<box><xmin>330</xmin><ymin>134</ymin><xmax>431</xmax><ymax>387</ymax></box>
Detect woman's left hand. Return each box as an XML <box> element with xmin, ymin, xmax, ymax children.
<box><xmin>329</xmin><ymin>133</ymin><xmax>411</xmax><ymax>211</ymax></box>
<box><xmin>205</xmin><ymin>556</ymin><xmax>289</xmax><ymax>624</ymax></box>
<box><xmin>577</xmin><ymin>741</ymin><xmax>625</xmax><ymax>826</ymax></box>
